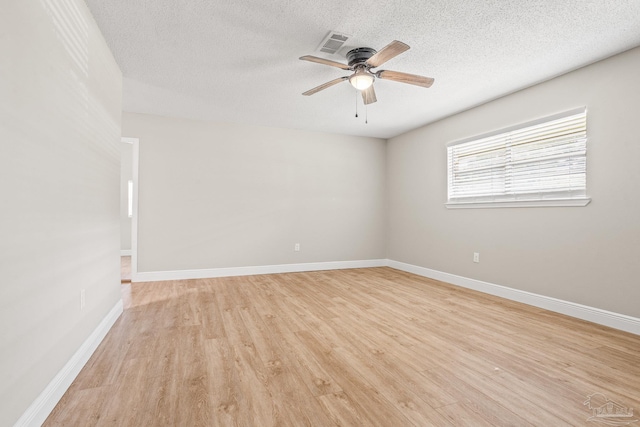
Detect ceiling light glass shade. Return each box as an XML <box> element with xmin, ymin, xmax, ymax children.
<box><xmin>349</xmin><ymin>70</ymin><xmax>374</xmax><ymax>90</ymax></box>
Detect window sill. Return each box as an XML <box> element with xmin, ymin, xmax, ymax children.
<box><xmin>445</xmin><ymin>198</ymin><xmax>591</xmax><ymax>209</ymax></box>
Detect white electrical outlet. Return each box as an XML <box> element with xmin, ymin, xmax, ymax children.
<box><xmin>294</xmin><ymin>243</ymin><xmax>300</xmax><ymax>252</ymax></box>
<box><xmin>473</xmin><ymin>252</ymin><xmax>480</xmax><ymax>263</ymax></box>
<box><xmin>80</xmin><ymin>289</ymin><xmax>86</xmax><ymax>310</ymax></box>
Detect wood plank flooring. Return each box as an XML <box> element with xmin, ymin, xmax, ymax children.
<box><xmin>120</xmin><ymin>256</ymin><xmax>131</xmax><ymax>283</ymax></box>
<box><xmin>45</xmin><ymin>268</ymin><xmax>640</xmax><ymax>426</ymax></box>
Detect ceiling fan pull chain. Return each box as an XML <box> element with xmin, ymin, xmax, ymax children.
<box><xmin>355</xmin><ymin>90</ymin><xmax>359</xmax><ymax>118</ymax></box>
<box><xmin>365</xmin><ymin>103</ymin><xmax>368</xmax><ymax>124</ymax></box>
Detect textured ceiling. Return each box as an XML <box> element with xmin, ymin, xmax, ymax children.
<box><xmin>85</xmin><ymin>0</ymin><xmax>640</xmax><ymax>139</ymax></box>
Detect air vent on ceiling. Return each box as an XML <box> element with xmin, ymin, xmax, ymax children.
<box><xmin>316</xmin><ymin>31</ymin><xmax>351</xmax><ymax>55</ymax></box>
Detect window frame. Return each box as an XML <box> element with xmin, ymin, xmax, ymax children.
<box><xmin>127</xmin><ymin>179</ymin><xmax>133</xmax><ymax>218</ymax></box>
<box><xmin>445</xmin><ymin>107</ymin><xmax>591</xmax><ymax>209</ymax></box>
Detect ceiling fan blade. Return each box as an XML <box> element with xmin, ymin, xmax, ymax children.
<box><xmin>377</xmin><ymin>70</ymin><xmax>434</xmax><ymax>88</ymax></box>
<box><xmin>299</xmin><ymin>55</ymin><xmax>351</xmax><ymax>70</ymax></box>
<box><xmin>302</xmin><ymin>76</ymin><xmax>349</xmax><ymax>96</ymax></box>
<box><xmin>361</xmin><ymin>85</ymin><xmax>377</xmax><ymax>105</ymax></box>
<box><xmin>366</xmin><ymin>40</ymin><xmax>410</xmax><ymax>68</ymax></box>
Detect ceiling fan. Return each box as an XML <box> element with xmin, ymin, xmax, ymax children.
<box><xmin>300</xmin><ymin>40</ymin><xmax>434</xmax><ymax>105</ymax></box>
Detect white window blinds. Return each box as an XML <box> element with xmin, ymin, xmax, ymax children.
<box><xmin>447</xmin><ymin>108</ymin><xmax>589</xmax><ymax>207</ymax></box>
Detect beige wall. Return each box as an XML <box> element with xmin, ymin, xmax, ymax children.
<box><xmin>122</xmin><ymin>113</ymin><xmax>387</xmax><ymax>272</ymax></box>
<box><xmin>387</xmin><ymin>47</ymin><xmax>640</xmax><ymax>318</ymax></box>
<box><xmin>0</xmin><ymin>0</ymin><xmax>122</xmax><ymax>425</ymax></box>
<box><xmin>120</xmin><ymin>142</ymin><xmax>133</xmax><ymax>251</ymax></box>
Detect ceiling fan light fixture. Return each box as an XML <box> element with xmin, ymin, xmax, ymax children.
<box><xmin>349</xmin><ymin>69</ymin><xmax>374</xmax><ymax>90</ymax></box>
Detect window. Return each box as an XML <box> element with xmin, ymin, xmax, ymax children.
<box><xmin>446</xmin><ymin>107</ymin><xmax>590</xmax><ymax>208</ymax></box>
<box><xmin>127</xmin><ymin>180</ymin><xmax>133</xmax><ymax>218</ymax></box>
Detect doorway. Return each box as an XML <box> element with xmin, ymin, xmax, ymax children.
<box><xmin>120</xmin><ymin>137</ymin><xmax>139</xmax><ymax>283</ymax></box>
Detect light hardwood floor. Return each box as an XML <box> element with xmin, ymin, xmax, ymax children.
<box><xmin>45</xmin><ymin>267</ymin><xmax>640</xmax><ymax>426</ymax></box>
<box><xmin>121</xmin><ymin>256</ymin><xmax>131</xmax><ymax>283</ymax></box>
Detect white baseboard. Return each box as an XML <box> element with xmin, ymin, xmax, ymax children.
<box><xmin>130</xmin><ymin>257</ymin><xmax>639</xmax><ymax>335</ymax></box>
<box><xmin>120</xmin><ymin>249</ymin><xmax>132</xmax><ymax>256</ymax></box>
<box><xmin>387</xmin><ymin>260</ymin><xmax>640</xmax><ymax>336</ymax></box>
<box><xmin>14</xmin><ymin>300</ymin><xmax>124</xmax><ymax>427</ymax></box>
<box><xmin>133</xmin><ymin>259</ymin><xmax>387</xmax><ymax>282</ymax></box>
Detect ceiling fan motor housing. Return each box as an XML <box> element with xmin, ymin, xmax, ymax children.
<box><xmin>346</xmin><ymin>47</ymin><xmax>377</xmax><ymax>67</ymax></box>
